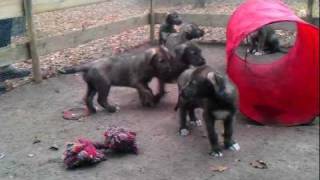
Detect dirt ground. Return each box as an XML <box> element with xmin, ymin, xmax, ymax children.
<box><xmin>0</xmin><ymin>44</ymin><xmax>319</xmax><ymax>180</ymax></box>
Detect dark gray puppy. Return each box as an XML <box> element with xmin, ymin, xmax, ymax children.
<box><xmin>248</xmin><ymin>26</ymin><xmax>287</xmax><ymax>55</ymax></box>
<box><xmin>175</xmin><ymin>65</ymin><xmax>240</xmax><ymax>157</ymax></box>
<box><xmin>63</xmin><ymin>46</ymin><xmax>173</xmax><ymax>114</ymax></box>
<box><xmin>159</xmin><ymin>11</ymin><xmax>182</xmax><ymax>45</ymax></box>
<box><xmin>154</xmin><ymin>42</ymin><xmax>206</xmax><ymax>103</ymax></box>
<box><xmin>165</xmin><ymin>23</ymin><xmax>205</xmax><ymax>52</ymax></box>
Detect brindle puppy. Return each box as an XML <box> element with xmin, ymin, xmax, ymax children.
<box><xmin>165</xmin><ymin>23</ymin><xmax>205</xmax><ymax>52</ymax></box>
<box><xmin>175</xmin><ymin>65</ymin><xmax>240</xmax><ymax>157</ymax></box>
<box><xmin>154</xmin><ymin>42</ymin><xmax>206</xmax><ymax>103</ymax></box>
<box><xmin>63</xmin><ymin>46</ymin><xmax>173</xmax><ymax>114</ymax></box>
<box><xmin>159</xmin><ymin>11</ymin><xmax>182</xmax><ymax>45</ymax></box>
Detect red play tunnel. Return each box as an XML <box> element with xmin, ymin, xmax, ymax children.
<box><xmin>226</xmin><ymin>0</ymin><xmax>319</xmax><ymax>125</ymax></box>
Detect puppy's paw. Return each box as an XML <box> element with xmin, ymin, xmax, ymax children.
<box><xmin>153</xmin><ymin>94</ymin><xmax>162</xmax><ymax>104</ymax></box>
<box><xmin>179</xmin><ymin>129</ymin><xmax>190</xmax><ymax>136</ymax></box>
<box><xmin>209</xmin><ymin>150</ymin><xmax>223</xmax><ymax>157</ymax></box>
<box><xmin>142</xmin><ymin>96</ymin><xmax>155</xmax><ymax>107</ymax></box>
<box><xmin>195</xmin><ymin>120</ymin><xmax>202</xmax><ymax>126</ymax></box>
<box><xmin>115</xmin><ymin>106</ymin><xmax>120</xmax><ymax>112</ymax></box>
<box><xmin>254</xmin><ymin>51</ymin><xmax>263</xmax><ymax>56</ymax></box>
<box><xmin>143</xmin><ymin>101</ymin><xmax>155</xmax><ymax>107</ymax></box>
<box><xmin>228</xmin><ymin>142</ymin><xmax>240</xmax><ymax>151</ymax></box>
<box><xmin>106</xmin><ymin>105</ymin><xmax>119</xmax><ymax>113</ymax></box>
<box><xmin>190</xmin><ymin>120</ymin><xmax>202</xmax><ymax>127</ymax></box>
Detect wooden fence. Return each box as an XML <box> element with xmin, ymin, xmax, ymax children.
<box><xmin>0</xmin><ymin>0</ymin><xmax>317</xmax><ymax>82</ymax></box>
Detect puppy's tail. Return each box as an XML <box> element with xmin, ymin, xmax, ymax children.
<box><xmin>58</xmin><ymin>63</ymin><xmax>91</xmax><ymax>74</ymax></box>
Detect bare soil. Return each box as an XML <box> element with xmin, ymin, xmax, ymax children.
<box><xmin>0</xmin><ymin>44</ymin><xmax>318</xmax><ymax>180</ymax></box>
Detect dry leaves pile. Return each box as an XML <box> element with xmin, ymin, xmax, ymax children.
<box><xmin>34</xmin><ymin>0</ymin><xmax>148</xmax><ymax>38</ymax></box>
<box><xmin>8</xmin><ymin>25</ymin><xmax>150</xmax><ymax>90</ymax></box>
<box><xmin>155</xmin><ymin>0</ymin><xmax>308</xmax><ymax>17</ymax></box>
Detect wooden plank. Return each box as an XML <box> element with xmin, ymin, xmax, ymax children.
<box><xmin>307</xmin><ymin>0</ymin><xmax>314</xmax><ymax>22</ymax></box>
<box><xmin>0</xmin><ymin>15</ymin><xmax>148</xmax><ymax>66</ymax></box>
<box><xmin>1</xmin><ymin>13</ymin><xmax>314</xmax><ymax>67</ymax></box>
<box><xmin>37</xmin><ymin>15</ymin><xmax>148</xmax><ymax>56</ymax></box>
<box><xmin>33</xmin><ymin>0</ymin><xmax>107</xmax><ymax>14</ymax></box>
<box><xmin>149</xmin><ymin>0</ymin><xmax>155</xmax><ymax>42</ymax></box>
<box><xmin>0</xmin><ymin>0</ymin><xmax>107</xmax><ymax>20</ymax></box>
<box><xmin>155</xmin><ymin>13</ymin><xmax>230</xmax><ymax>27</ymax></box>
<box><xmin>24</xmin><ymin>0</ymin><xmax>42</xmax><ymax>82</ymax></box>
<box><xmin>0</xmin><ymin>45</ymin><xmax>30</xmax><ymax>67</ymax></box>
<box><xmin>0</xmin><ymin>0</ymin><xmax>23</xmax><ymax>20</ymax></box>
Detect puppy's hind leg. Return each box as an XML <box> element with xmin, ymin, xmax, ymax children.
<box><xmin>84</xmin><ymin>83</ymin><xmax>97</xmax><ymax>114</ymax></box>
<box><xmin>96</xmin><ymin>81</ymin><xmax>118</xmax><ymax>113</ymax></box>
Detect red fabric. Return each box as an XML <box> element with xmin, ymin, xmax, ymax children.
<box><xmin>226</xmin><ymin>0</ymin><xmax>319</xmax><ymax>125</ymax></box>
<box><xmin>104</xmin><ymin>127</ymin><xmax>138</xmax><ymax>154</ymax></box>
<box><xmin>63</xmin><ymin>138</ymin><xmax>106</xmax><ymax>169</ymax></box>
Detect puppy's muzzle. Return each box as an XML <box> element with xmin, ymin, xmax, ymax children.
<box><xmin>196</xmin><ymin>56</ymin><xmax>206</xmax><ymax>66</ymax></box>
<box><xmin>175</xmin><ymin>19</ymin><xmax>183</xmax><ymax>25</ymax></box>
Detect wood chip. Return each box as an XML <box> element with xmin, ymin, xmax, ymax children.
<box><xmin>250</xmin><ymin>160</ymin><xmax>268</xmax><ymax>169</ymax></box>
<box><xmin>210</xmin><ymin>165</ymin><xmax>229</xmax><ymax>172</ymax></box>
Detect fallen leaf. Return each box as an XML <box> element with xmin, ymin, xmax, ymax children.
<box><xmin>0</xmin><ymin>153</ymin><xmax>5</xmax><ymax>160</ymax></box>
<box><xmin>49</xmin><ymin>145</ymin><xmax>59</xmax><ymax>151</ymax></box>
<box><xmin>250</xmin><ymin>160</ymin><xmax>268</xmax><ymax>169</ymax></box>
<box><xmin>210</xmin><ymin>165</ymin><xmax>229</xmax><ymax>172</ymax></box>
<box><xmin>32</xmin><ymin>137</ymin><xmax>41</xmax><ymax>144</ymax></box>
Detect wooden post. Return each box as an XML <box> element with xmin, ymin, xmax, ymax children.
<box><xmin>23</xmin><ymin>0</ymin><xmax>42</xmax><ymax>83</ymax></box>
<box><xmin>307</xmin><ymin>0</ymin><xmax>314</xmax><ymax>23</ymax></box>
<box><xmin>149</xmin><ymin>0</ymin><xmax>155</xmax><ymax>43</ymax></box>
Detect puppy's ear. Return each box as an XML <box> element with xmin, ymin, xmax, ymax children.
<box><xmin>174</xmin><ymin>43</ymin><xmax>188</xmax><ymax>61</ymax></box>
<box><xmin>145</xmin><ymin>48</ymin><xmax>158</xmax><ymax>65</ymax></box>
<box><xmin>165</xmin><ymin>12</ymin><xmax>170</xmax><ymax>22</ymax></box>
<box><xmin>207</xmin><ymin>72</ymin><xmax>216</xmax><ymax>86</ymax></box>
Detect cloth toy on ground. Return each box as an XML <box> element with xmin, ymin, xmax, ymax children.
<box><xmin>63</xmin><ymin>127</ymin><xmax>138</xmax><ymax>169</ymax></box>
<box><xmin>63</xmin><ymin>138</ymin><xmax>106</xmax><ymax>169</ymax></box>
<box><xmin>104</xmin><ymin>127</ymin><xmax>138</xmax><ymax>154</ymax></box>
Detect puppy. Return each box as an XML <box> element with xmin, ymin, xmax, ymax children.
<box><xmin>165</xmin><ymin>23</ymin><xmax>205</xmax><ymax>52</ymax></box>
<box><xmin>63</xmin><ymin>46</ymin><xmax>173</xmax><ymax>114</ymax></box>
<box><xmin>248</xmin><ymin>26</ymin><xmax>287</xmax><ymax>55</ymax></box>
<box><xmin>159</xmin><ymin>11</ymin><xmax>183</xmax><ymax>45</ymax></box>
<box><xmin>154</xmin><ymin>42</ymin><xmax>206</xmax><ymax>102</ymax></box>
<box><xmin>175</xmin><ymin>65</ymin><xmax>240</xmax><ymax>157</ymax></box>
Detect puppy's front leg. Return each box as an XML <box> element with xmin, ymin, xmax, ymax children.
<box><xmin>136</xmin><ymin>83</ymin><xmax>155</xmax><ymax>107</ymax></box>
<box><xmin>223</xmin><ymin>114</ymin><xmax>240</xmax><ymax>151</ymax></box>
<box><xmin>154</xmin><ymin>79</ymin><xmax>166</xmax><ymax>104</ymax></box>
<box><xmin>203</xmin><ymin>108</ymin><xmax>222</xmax><ymax>157</ymax></box>
<box><xmin>256</xmin><ymin>31</ymin><xmax>266</xmax><ymax>55</ymax></box>
<box><xmin>179</xmin><ymin>105</ymin><xmax>189</xmax><ymax>136</ymax></box>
